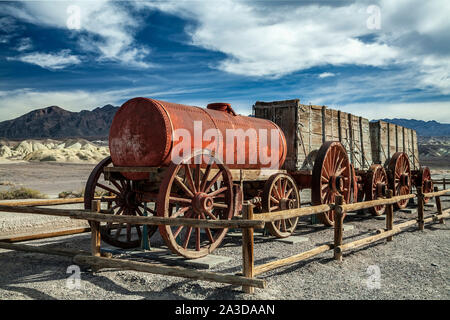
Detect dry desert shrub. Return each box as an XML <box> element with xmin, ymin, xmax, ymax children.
<box><xmin>0</xmin><ymin>187</ymin><xmax>47</xmax><ymax>200</ymax></box>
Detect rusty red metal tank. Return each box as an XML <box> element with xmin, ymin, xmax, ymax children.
<box><xmin>109</xmin><ymin>97</ymin><xmax>286</xmax><ymax>179</ymax></box>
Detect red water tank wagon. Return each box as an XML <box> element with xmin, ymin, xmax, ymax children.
<box><xmin>109</xmin><ymin>97</ymin><xmax>287</xmax><ymax>179</ymax></box>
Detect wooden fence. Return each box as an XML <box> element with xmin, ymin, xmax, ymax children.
<box><xmin>0</xmin><ymin>187</ymin><xmax>448</xmax><ymax>293</ymax></box>
<box><xmin>241</xmin><ymin>186</ymin><xmax>449</xmax><ymax>293</ymax></box>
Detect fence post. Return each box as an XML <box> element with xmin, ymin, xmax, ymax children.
<box><xmin>386</xmin><ymin>190</ymin><xmax>394</xmax><ymax>241</ymax></box>
<box><xmin>91</xmin><ymin>200</ymin><xmax>102</xmax><ymax>257</ymax></box>
<box><xmin>444</xmin><ymin>178</ymin><xmax>446</xmax><ymax>190</ymax></box>
<box><xmin>242</xmin><ymin>204</ymin><xmax>255</xmax><ymax>294</ymax></box>
<box><xmin>434</xmin><ymin>186</ymin><xmax>444</xmax><ymax>224</ymax></box>
<box><xmin>333</xmin><ymin>196</ymin><xmax>344</xmax><ymax>262</ymax></box>
<box><xmin>417</xmin><ymin>187</ymin><xmax>425</xmax><ymax>231</ymax></box>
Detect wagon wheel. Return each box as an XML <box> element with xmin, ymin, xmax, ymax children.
<box><xmin>364</xmin><ymin>164</ymin><xmax>388</xmax><ymax>216</ymax></box>
<box><xmin>415</xmin><ymin>166</ymin><xmax>433</xmax><ymax>204</ymax></box>
<box><xmin>350</xmin><ymin>164</ymin><xmax>358</xmax><ymax>204</ymax></box>
<box><xmin>262</xmin><ymin>173</ymin><xmax>300</xmax><ymax>238</ymax></box>
<box><xmin>387</xmin><ymin>152</ymin><xmax>411</xmax><ymax>209</ymax></box>
<box><xmin>157</xmin><ymin>150</ymin><xmax>234</xmax><ymax>259</ymax></box>
<box><xmin>312</xmin><ymin>141</ymin><xmax>351</xmax><ymax>226</ymax></box>
<box><xmin>84</xmin><ymin>156</ymin><xmax>158</xmax><ymax>249</ymax></box>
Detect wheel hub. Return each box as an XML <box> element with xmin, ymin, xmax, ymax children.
<box><xmin>376</xmin><ymin>183</ymin><xmax>387</xmax><ymax>197</ymax></box>
<box><xmin>400</xmin><ymin>174</ymin><xmax>409</xmax><ymax>186</ymax></box>
<box><xmin>192</xmin><ymin>192</ymin><xmax>214</xmax><ymax>214</ymax></box>
<box><xmin>330</xmin><ymin>176</ymin><xmax>344</xmax><ymax>193</ymax></box>
<box><xmin>279</xmin><ymin>198</ymin><xmax>295</xmax><ymax>210</ymax></box>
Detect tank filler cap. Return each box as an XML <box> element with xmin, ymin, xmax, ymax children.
<box><xmin>207</xmin><ymin>103</ymin><xmax>237</xmax><ymax>116</ymax></box>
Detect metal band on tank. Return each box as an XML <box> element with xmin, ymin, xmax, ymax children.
<box><xmin>147</xmin><ymin>99</ymin><xmax>174</xmax><ymax>165</ymax></box>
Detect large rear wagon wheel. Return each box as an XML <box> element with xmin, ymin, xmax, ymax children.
<box><xmin>415</xmin><ymin>166</ymin><xmax>433</xmax><ymax>204</ymax></box>
<box><xmin>84</xmin><ymin>156</ymin><xmax>158</xmax><ymax>249</ymax></box>
<box><xmin>157</xmin><ymin>150</ymin><xmax>234</xmax><ymax>259</ymax></box>
<box><xmin>387</xmin><ymin>152</ymin><xmax>411</xmax><ymax>210</ymax></box>
<box><xmin>262</xmin><ymin>173</ymin><xmax>300</xmax><ymax>238</ymax></box>
<box><xmin>312</xmin><ymin>142</ymin><xmax>351</xmax><ymax>226</ymax></box>
<box><xmin>364</xmin><ymin>164</ymin><xmax>388</xmax><ymax>216</ymax></box>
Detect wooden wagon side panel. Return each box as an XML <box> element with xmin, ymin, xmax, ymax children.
<box><xmin>360</xmin><ymin>117</ymin><xmax>372</xmax><ymax>169</ymax></box>
<box><xmin>412</xmin><ymin>130</ymin><xmax>420</xmax><ymax>170</ymax></box>
<box><xmin>253</xmin><ymin>100</ymin><xmax>300</xmax><ymax>172</ymax></box>
<box><xmin>388</xmin><ymin>123</ymin><xmax>397</xmax><ymax>160</ymax></box>
<box><xmin>323</xmin><ymin>107</ymin><xmax>340</xmax><ymax>142</ymax></box>
<box><xmin>348</xmin><ymin>114</ymin><xmax>363</xmax><ymax>169</ymax></box>
<box><xmin>369</xmin><ymin>121</ymin><xmax>389</xmax><ymax>166</ymax></box>
<box><xmin>404</xmin><ymin>127</ymin><xmax>413</xmax><ymax>168</ymax></box>
<box><xmin>297</xmin><ymin>104</ymin><xmax>312</xmax><ymax>169</ymax></box>
<box><xmin>338</xmin><ymin>111</ymin><xmax>352</xmax><ymax>161</ymax></box>
<box><xmin>396</xmin><ymin>125</ymin><xmax>404</xmax><ymax>153</ymax></box>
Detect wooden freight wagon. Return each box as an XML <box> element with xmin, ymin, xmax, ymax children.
<box><xmin>253</xmin><ymin>99</ymin><xmax>433</xmax><ymax>221</ymax></box>
<box><xmin>81</xmin><ymin>97</ymin><xmax>433</xmax><ymax>259</ymax></box>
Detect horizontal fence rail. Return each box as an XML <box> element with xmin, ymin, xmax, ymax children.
<box><xmin>0</xmin><ymin>204</ymin><xmax>265</xmax><ymax>229</ymax></box>
<box><xmin>1</xmin><ymin>188</ymin><xmax>449</xmax><ymax>293</ymax></box>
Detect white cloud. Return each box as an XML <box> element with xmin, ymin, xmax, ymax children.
<box><xmin>8</xmin><ymin>50</ymin><xmax>81</xmax><ymax>70</ymax></box>
<box><xmin>318</xmin><ymin>72</ymin><xmax>336</xmax><ymax>79</ymax></box>
<box><xmin>3</xmin><ymin>0</ymin><xmax>151</xmax><ymax>68</ymax></box>
<box><xmin>15</xmin><ymin>37</ymin><xmax>33</xmax><ymax>52</ymax></box>
<box><xmin>0</xmin><ymin>86</ymin><xmax>212</xmax><ymax>121</ymax></box>
<box><xmin>143</xmin><ymin>0</ymin><xmax>450</xmax><ymax>93</ymax></box>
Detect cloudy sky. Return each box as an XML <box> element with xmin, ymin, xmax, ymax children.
<box><xmin>0</xmin><ymin>0</ymin><xmax>449</xmax><ymax>122</ymax></box>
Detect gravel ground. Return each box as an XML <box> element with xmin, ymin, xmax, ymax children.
<box><xmin>0</xmin><ymin>162</ymin><xmax>448</xmax><ymax>300</ymax></box>
<box><xmin>0</xmin><ymin>200</ymin><xmax>448</xmax><ymax>300</ymax></box>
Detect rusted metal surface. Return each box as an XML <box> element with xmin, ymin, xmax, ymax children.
<box><xmin>109</xmin><ymin>97</ymin><xmax>287</xmax><ymax>180</ymax></box>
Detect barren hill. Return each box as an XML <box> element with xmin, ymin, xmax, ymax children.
<box><xmin>0</xmin><ymin>105</ymin><xmax>118</xmax><ymax>140</ymax></box>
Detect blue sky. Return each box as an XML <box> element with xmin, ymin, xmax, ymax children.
<box><xmin>0</xmin><ymin>0</ymin><xmax>449</xmax><ymax>122</ymax></box>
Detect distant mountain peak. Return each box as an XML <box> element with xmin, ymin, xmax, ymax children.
<box><xmin>0</xmin><ymin>104</ymin><xmax>119</xmax><ymax>140</ymax></box>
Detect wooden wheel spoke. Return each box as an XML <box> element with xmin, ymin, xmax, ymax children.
<box><xmin>174</xmin><ymin>176</ymin><xmax>195</xmax><ymax>198</ymax></box>
<box><xmin>109</xmin><ymin>179</ymin><xmax>123</xmax><ymax>192</ymax></box>
<box><xmin>196</xmin><ymin>227</ymin><xmax>201</xmax><ymax>251</ymax></box>
<box><xmin>182</xmin><ymin>227</ymin><xmax>193</xmax><ymax>249</ymax></box>
<box><xmin>208</xmin><ymin>186</ymin><xmax>228</xmax><ymax>197</ymax></box>
<box><xmin>270</xmin><ymin>195</ymin><xmax>279</xmax><ymax>204</ymax></box>
<box><xmin>195</xmin><ymin>164</ymin><xmax>201</xmax><ymax>191</ymax></box>
<box><xmin>126</xmin><ymin>224</ymin><xmax>132</xmax><ymax>242</ymax></box>
<box><xmin>173</xmin><ymin>225</ymin><xmax>185</xmax><ymax>239</ymax></box>
<box><xmin>204</xmin><ymin>169</ymin><xmax>224</xmax><ymax>193</ymax></box>
<box><xmin>200</xmin><ymin>163</ymin><xmax>213</xmax><ymax>191</ymax></box>
<box><xmin>135</xmin><ymin>225</ymin><xmax>142</xmax><ymax>238</ymax></box>
<box><xmin>183</xmin><ymin>164</ymin><xmax>197</xmax><ymax>193</ymax></box>
<box><xmin>169</xmin><ymin>196</ymin><xmax>192</xmax><ymax>204</ymax></box>
<box><xmin>96</xmin><ymin>183</ymin><xmax>120</xmax><ymax>196</ymax></box>
<box><xmin>204</xmin><ymin>210</ymin><xmax>218</xmax><ymax>220</ymax></box>
<box><xmin>115</xmin><ymin>223</ymin><xmax>124</xmax><ymax>239</ymax></box>
<box><xmin>213</xmin><ymin>203</ymin><xmax>228</xmax><ymax>209</ymax></box>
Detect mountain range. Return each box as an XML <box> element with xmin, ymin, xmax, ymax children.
<box><xmin>378</xmin><ymin>118</ymin><xmax>450</xmax><ymax>137</ymax></box>
<box><xmin>0</xmin><ymin>105</ymin><xmax>119</xmax><ymax>140</ymax></box>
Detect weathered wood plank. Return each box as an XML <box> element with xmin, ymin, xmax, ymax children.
<box><xmin>73</xmin><ymin>254</ymin><xmax>267</xmax><ymax>289</ymax></box>
<box><xmin>0</xmin><ymin>205</ymin><xmax>265</xmax><ymax>229</ymax></box>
